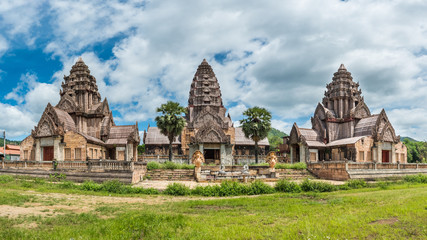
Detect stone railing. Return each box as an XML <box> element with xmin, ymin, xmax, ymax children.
<box><xmin>1</xmin><ymin>159</ymin><xmax>147</xmax><ymax>172</ymax></box>
<box><xmin>140</xmin><ymin>155</ymin><xmax>190</xmax><ymax>164</ymax></box>
<box><xmin>307</xmin><ymin>161</ymin><xmax>427</xmax><ymax>180</ymax></box>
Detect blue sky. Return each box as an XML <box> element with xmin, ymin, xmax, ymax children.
<box><xmin>1</xmin><ymin>0</ymin><xmax>427</xmax><ymax>141</ymax></box>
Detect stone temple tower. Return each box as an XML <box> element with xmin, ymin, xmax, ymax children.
<box><xmin>57</xmin><ymin>57</ymin><xmax>111</xmax><ymax>139</ymax></box>
<box><xmin>322</xmin><ymin>64</ymin><xmax>363</xmax><ymax>119</ymax></box>
<box><xmin>186</xmin><ymin>59</ymin><xmax>230</xmax><ymax>127</ymax></box>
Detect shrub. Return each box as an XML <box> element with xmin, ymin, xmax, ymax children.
<box><xmin>218</xmin><ymin>181</ymin><xmax>249</xmax><ymax>196</ymax></box>
<box><xmin>164</xmin><ymin>183</ymin><xmax>191</xmax><ymax>196</ymax></box>
<box><xmin>178</xmin><ymin>164</ymin><xmax>195</xmax><ymax>170</ymax></box>
<box><xmin>102</xmin><ymin>180</ymin><xmax>126</xmax><ymax>193</ymax></box>
<box><xmin>80</xmin><ymin>180</ymin><xmax>103</xmax><ymax>192</ymax></box>
<box><xmin>247</xmin><ymin>180</ymin><xmax>275</xmax><ymax>195</ymax></box>
<box><xmin>275</xmin><ymin>179</ymin><xmax>301</xmax><ymax>193</ymax></box>
<box><xmin>403</xmin><ymin>174</ymin><xmax>427</xmax><ymax>184</ymax></box>
<box><xmin>301</xmin><ymin>179</ymin><xmax>337</xmax><ymax>192</ymax></box>
<box><xmin>131</xmin><ymin>187</ymin><xmax>160</xmax><ymax>195</ymax></box>
<box><xmin>343</xmin><ymin>179</ymin><xmax>368</xmax><ymax>189</ymax></box>
<box><xmin>376</xmin><ymin>181</ymin><xmax>391</xmax><ymax>190</ymax></box>
<box><xmin>0</xmin><ymin>175</ymin><xmax>14</xmax><ymax>183</ymax></box>
<box><xmin>59</xmin><ymin>181</ymin><xmax>76</xmax><ymax>189</ymax></box>
<box><xmin>147</xmin><ymin>162</ymin><xmax>161</xmax><ymax>170</ymax></box>
<box><xmin>275</xmin><ymin>162</ymin><xmax>307</xmax><ymax>170</ymax></box>
<box><xmin>192</xmin><ymin>185</ymin><xmax>218</xmax><ymax>197</ymax></box>
<box><xmin>162</xmin><ymin>161</ymin><xmax>178</xmax><ymax>170</ymax></box>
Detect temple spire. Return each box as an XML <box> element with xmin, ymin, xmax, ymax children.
<box><xmin>338</xmin><ymin>63</ymin><xmax>347</xmax><ymax>72</ymax></box>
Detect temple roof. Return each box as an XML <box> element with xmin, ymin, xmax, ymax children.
<box><xmin>144</xmin><ymin>127</ymin><xmax>181</xmax><ymax>145</ymax></box>
<box><xmin>354</xmin><ymin>115</ymin><xmax>379</xmax><ymax>137</ymax></box>
<box><xmin>53</xmin><ymin>107</ymin><xmax>76</xmax><ymax>132</ymax></box>
<box><xmin>235</xmin><ymin>128</ymin><xmax>269</xmax><ymax>146</ymax></box>
<box><xmin>299</xmin><ymin>128</ymin><xmax>322</xmax><ymax>142</ymax></box>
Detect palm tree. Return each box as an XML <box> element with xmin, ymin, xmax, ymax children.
<box><xmin>240</xmin><ymin>107</ymin><xmax>272</xmax><ymax>163</ymax></box>
<box><xmin>155</xmin><ymin>101</ymin><xmax>187</xmax><ymax>161</ymax></box>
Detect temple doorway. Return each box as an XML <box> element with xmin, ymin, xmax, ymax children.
<box><xmin>204</xmin><ymin>149</ymin><xmax>220</xmax><ymax>165</ymax></box>
<box><xmin>292</xmin><ymin>144</ymin><xmax>300</xmax><ymax>162</ymax></box>
<box><xmin>382</xmin><ymin>150</ymin><xmax>390</xmax><ymax>163</ymax></box>
<box><xmin>43</xmin><ymin>146</ymin><xmax>54</xmax><ymax>161</ymax></box>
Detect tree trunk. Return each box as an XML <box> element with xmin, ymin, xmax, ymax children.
<box><xmin>255</xmin><ymin>141</ymin><xmax>259</xmax><ymax>164</ymax></box>
<box><xmin>168</xmin><ymin>136</ymin><xmax>173</xmax><ymax>162</ymax></box>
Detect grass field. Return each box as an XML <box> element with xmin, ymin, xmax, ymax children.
<box><xmin>0</xmin><ymin>176</ymin><xmax>426</xmax><ymax>239</ymax></box>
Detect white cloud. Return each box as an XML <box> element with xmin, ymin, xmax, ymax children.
<box><xmin>0</xmin><ymin>103</ymin><xmax>36</xmax><ymax>138</ymax></box>
<box><xmin>3</xmin><ymin>0</ymin><xmax>427</xmax><ymax>139</ymax></box>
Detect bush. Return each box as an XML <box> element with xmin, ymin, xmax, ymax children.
<box><xmin>275</xmin><ymin>179</ymin><xmax>301</xmax><ymax>193</ymax></box>
<box><xmin>342</xmin><ymin>179</ymin><xmax>368</xmax><ymax>189</ymax></box>
<box><xmin>0</xmin><ymin>175</ymin><xmax>14</xmax><ymax>183</ymax></box>
<box><xmin>162</xmin><ymin>161</ymin><xmax>179</xmax><ymax>170</ymax></box>
<box><xmin>147</xmin><ymin>161</ymin><xmax>195</xmax><ymax>170</ymax></box>
<box><xmin>147</xmin><ymin>162</ymin><xmax>161</xmax><ymax>170</ymax></box>
<box><xmin>164</xmin><ymin>183</ymin><xmax>191</xmax><ymax>196</ymax></box>
<box><xmin>131</xmin><ymin>187</ymin><xmax>160</xmax><ymax>195</ymax></box>
<box><xmin>275</xmin><ymin>162</ymin><xmax>307</xmax><ymax>170</ymax></box>
<box><xmin>102</xmin><ymin>180</ymin><xmax>127</xmax><ymax>193</ymax></box>
<box><xmin>247</xmin><ymin>180</ymin><xmax>275</xmax><ymax>195</ymax></box>
<box><xmin>301</xmin><ymin>179</ymin><xmax>337</xmax><ymax>192</ymax></box>
<box><xmin>80</xmin><ymin>180</ymin><xmax>103</xmax><ymax>192</ymax></box>
<box><xmin>403</xmin><ymin>174</ymin><xmax>427</xmax><ymax>184</ymax></box>
<box><xmin>59</xmin><ymin>181</ymin><xmax>76</xmax><ymax>189</ymax></box>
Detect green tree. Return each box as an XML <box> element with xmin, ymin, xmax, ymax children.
<box><xmin>240</xmin><ymin>106</ymin><xmax>272</xmax><ymax>163</ymax></box>
<box><xmin>137</xmin><ymin>144</ymin><xmax>145</xmax><ymax>155</ymax></box>
<box><xmin>155</xmin><ymin>101</ymin><xmax>187</xmax><ymax>161</ymax></box>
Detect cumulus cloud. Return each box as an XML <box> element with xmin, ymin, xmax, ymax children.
<box><xmin>1</xmin><ymin>0</ymin><xmax>427</xmax><ymax>139</ymax></box>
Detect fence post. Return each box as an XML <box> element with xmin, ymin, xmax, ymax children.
<box><xmin>345</xmin><ymin>162</ymin><xmax>348</xmax><ymax>171</ymax></box>
<box><xmin>374</xmin><ymin>163</ymin><xmax>377</xmax><ymax>170</ymax></box>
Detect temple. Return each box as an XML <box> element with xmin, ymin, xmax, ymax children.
<box><xmin>20</xmin><ymin>58</ymin><xmax>140</xmax><ymax>161</ymax></box>
<box><xmin>289</xmin><ymin>64</ymin><xmax>407</xmax><ymax>163</ymax></box>
<box><xmin>144</xmin><ymin>59</ymin><xmax>269</xmax><ymax>165</ymax></box>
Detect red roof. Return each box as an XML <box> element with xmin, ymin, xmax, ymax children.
<box><xmin>7</xmin><ymin>145</ymin><xmax>20</xmax><ymax>150</ymax></box>
<box><xmin>0</xmin><ymin>146</ymin><xmax>20</xmax><ymax>156</ymax></box>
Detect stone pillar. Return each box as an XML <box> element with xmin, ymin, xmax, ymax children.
<box><xmin>35</xmin><ymin>139</ymin><xmax>41</xmax><ymax>161</ymax></box>
<box><xmin>299</xmin><ymin>143</ymin><xmax>305</xmax><ymax>162</ymax></box>
<box><xmin>334</xmin><ymin>100</ymin><xmax>338</xmax><ymax>116</ymax></box>
<box><xmin>377</xmin><ymin>143</ymin><xmax>382</xmax><ymax>163</ymax></box>
<box><xmin>344</xmin><ymin>99</ymin><xmax>348</xmax><ymax>117</ymax></box>
<box><xmin>339</xmin><ymin>98</ymin><xmax>343</xmax><ymax>118</ymax></box>
<box><xmin>290</xmin><ymin>146</ymin><xmax>294</xmax><ymax>164</ymax></box>
<box><xmin>391</xmin><ymin>143</ymin><xmax>396</xmax><ymax>163</ymax></box>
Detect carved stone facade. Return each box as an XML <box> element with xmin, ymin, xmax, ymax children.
<box><xmin>144</xmin><ymin>59</ymin><xmax>269</xmax><ymax>165</ymax></box>
<box><xmin>20</xmin><ymin>58</ymin><xmax>140</xmax><ymax>162</ymax></box>
<box><xmin>289</xmin><ymin>64</ymin><xmax>407</xmax><ymax>163</ymax></box>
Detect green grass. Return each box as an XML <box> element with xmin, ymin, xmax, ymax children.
<box><xmin>0</xmin><ymin>183</ymin><xmax>426</xmax><ymax>239</ymax></box>
<box><xmin>147</xmin><ymin>161</ymin><xmax>195</xmax><ymax>170</ymax></box>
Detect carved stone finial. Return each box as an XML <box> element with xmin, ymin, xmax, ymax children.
<box><xmin>265</xmin><ymin>151</ymin><xmax>277</xmax><ymax>169</ymax></box>
<box><xmin>191</xmin><ymin>150</ymin><xmax>205</xmax><ymax>167</ymax></box>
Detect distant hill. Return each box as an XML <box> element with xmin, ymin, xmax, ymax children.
<box><xmin>401</xmin><ymin>136</ymin><xmax>418</xmax><ymax>142</ymax></box>
<box><xmin>268</xmin><ymin>128</ymin><xmax>288</xmax><ymax>149</ymax></box>
<box><xmin>0</xmin><ymin>139</ymin><xmax>21</xmax><ymax>146</ymax></box>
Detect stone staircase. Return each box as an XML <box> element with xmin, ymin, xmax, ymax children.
<box><xmin>275</xmin><ymin>169</ymin><xmax>315</xmax><ymax>180</ymax></box>
<box><xmin>348</xmin><ymin>168</ymin><xmax>427</xmax><ymax>179</ymax></box>
<box><xmin>146</xmin><ymin>169</ymin><xmax>195</xmax><ymax>181</ymax></box>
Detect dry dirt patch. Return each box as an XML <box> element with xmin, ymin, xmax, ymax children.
<box><xmin>369</xmin><ymin>217</ymin><xmax>399</xmax><ymax>225</ymax></box>
<box><xmin>1</xmin><ymin>191</ymin><xmax>261</xmax><ymax>218</ymax></box>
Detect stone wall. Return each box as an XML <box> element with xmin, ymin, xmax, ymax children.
<box><xmin>0</xmin><ymin>160</ymin><xmax>147</xmax><ymax>184</ymax></box>
<box><xmin>146</xmin><ymin>169</ymin><xmax>195</xmax><ymax>181</ymax></box>
<box><xmin>308</xmin><ymin>161</ymin><xmax>427</xmax><ymax>181</ymax></box>
<box><xmin>307</xmin><ymin>162</ymin><xmax>350</xmax><ymax>181</ymax></box>
<box><xmin>20</xmin><ymin>136</ymin><xmax>35</xmax><ymax>160</ymax></box>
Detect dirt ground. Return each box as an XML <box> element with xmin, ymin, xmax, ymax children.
<box><xmin>1</xmin><ymin>179</ymin><xmax>345</xmax><ymax>219</ymax></box>
<box><xmin>0</xmin><ymin>190</ymin><xmax>261</xmax><ymax>219</ymax></box>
